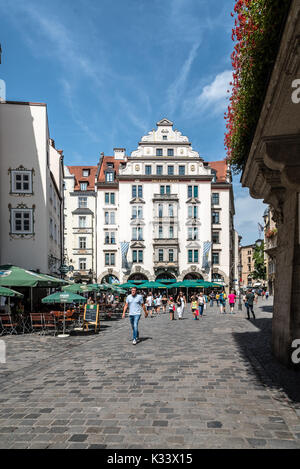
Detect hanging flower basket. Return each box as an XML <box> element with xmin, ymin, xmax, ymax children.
<box><xmin>224</xmin><ymin>0</ymin><xmax>291</xmax><ymax>173</ymax></box>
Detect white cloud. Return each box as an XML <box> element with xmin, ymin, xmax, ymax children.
<box><xmin>199</xmin><ymin>70</ymin><xmax>232</xmax><ymax>103</ymax></box>
<box><xmin>183</xmin><ymin>70</ymin><xmax>232</xmax><ymax>118</ymax></box>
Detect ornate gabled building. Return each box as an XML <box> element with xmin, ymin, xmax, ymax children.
<box><xmin>95</xmin><ymin>119</ymin><xmax>237</xmax><ymax>288</ymax></box>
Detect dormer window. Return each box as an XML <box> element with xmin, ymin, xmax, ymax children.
<box><xmin>211</xmin><ymin>170</ymin><xmax>217</xmax><ymax>183</ymax></box>
<box><xmin>82</xmin><ymin>169</ymin><xmax>90</xmax><ymax>177</ymax></box>
<box><xmin>105</xmin><ymin>171</ymin><xmax>114</xmax><ymax>183</ymax></box>
<box><xmin>80</xmin><ymin>182</ymin><xmax>88</xmax><ymax>191</ymax></box>
<box><xmin>163</xmin><ymin>135</ymin><xmax>167</xmax><ymax>141</ymax></box>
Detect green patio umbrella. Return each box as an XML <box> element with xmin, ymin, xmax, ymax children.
<box><xmin>117</xmin><ymin>282</ymin><xmax>136</xmax><ymax>289</ymax></box>
<box><xmin>139</xmin><ymin>281</ymin><xmax>166</xmax><ymax>289</ymax></box>
<box><xmin>42</xmin><ymin>291</ymin><xmax>87</xmax><ymax>338</ymax></box>
<box><xmin>0</xmin><ymin>286</ymin><xmax>24</xmax><ymax>297</ymax></box>
<box><xmin>0</xmin><ymin>265</ymin><xmax>68</xmax><ymax>288</ymax></box>
<box><xmin>63</xmin><ymin>284</ymin><xmax>97</xmax><ymax>293</ymax></box>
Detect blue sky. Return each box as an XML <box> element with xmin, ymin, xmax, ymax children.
<box><xmin>0</xmin><ymin>0</ymin><xmax>266</xmax><ymax>245</ymax></box>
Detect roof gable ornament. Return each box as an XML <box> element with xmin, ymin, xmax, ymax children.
<box><xmin>156</xmin><ymin>118</ymin><xmax>173</xmax><ymax>127</ymax></box>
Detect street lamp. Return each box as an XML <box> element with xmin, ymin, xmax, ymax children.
<box><xmin>238</xmin><ymin>262</ymin><xmax>243</xmax><ymax>311</ymax></box>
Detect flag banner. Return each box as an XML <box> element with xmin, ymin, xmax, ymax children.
<box><xmin>120</xmin><ymin>242</ymin><xmax>129</xmax><ymax>269</ymax></box>
<box><xmin>202</xmin><ymin>241</ymin><xmax>212</xmax><ymax>269</ymax></box>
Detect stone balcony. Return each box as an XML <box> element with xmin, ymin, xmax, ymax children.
<box><xmin>154</xmin><ymin>261</ymin><xmax>179</xmax><ymax>272</ymax></box>
<box><xmin>153</xmin><ymin>194</ymin><xmax>179</xmax><ymax>202</ymax></box>
<box><xmin>153</xmin><ymin>216</ymin><xmax>178</xmax><ymax>224</ymax></box>
<box><xmin>153</xmin><ymin>238</ymin><xmax>179</xmax><ymax>246</ymax></box>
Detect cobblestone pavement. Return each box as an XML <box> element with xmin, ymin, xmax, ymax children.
<box><xmin>0</xmin><ymin>298</ymin><xmax>300</xmax><ymax>449</ymax></box>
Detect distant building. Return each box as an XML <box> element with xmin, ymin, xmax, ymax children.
<box><xmin>0</xmin><ymin>101</ymin><xmax>64</xmax><ymax>275</ymax></box>
<box><xmin>93</xmin><ymin>119</ymin><xmax>237</xmax><ymax>288</ymax></box>
<box><xmin>64</xmin><ymin>165</ymin><xmax>98</xmax><ymax>283</ymax></box>
<box><xmin>239</xmin><ymin>239</ymin><xmax>265</xmax><ymax>288</ymax></box>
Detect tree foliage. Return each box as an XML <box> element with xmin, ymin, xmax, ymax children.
<box><xmin>252</xmin><ymin>241</ymin><xmax>266</xmax><ymax>280</ymax></box>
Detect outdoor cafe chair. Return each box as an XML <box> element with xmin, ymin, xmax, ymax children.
<box><xmin>0</xmin><ymin>314</ymin><xmax>18</xmax><ymax>335</ymax></box>
<box><xmin>30</xmin><ymin>313</ymin><xmax>44</xmax><ymax>334</ymax></box>
<box><xmin>43</xmin><ymin>313</ymin><xmax>57</xmax><ymax>335</ymax></box>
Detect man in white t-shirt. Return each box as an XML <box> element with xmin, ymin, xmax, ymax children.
<box><xmin>122</xmin><ymin>287</ymin><xmax>146</xmax><ymax>345</ymax></box>
<box><xmin>155</xmin><ymin>294</ymin><xmax>162</xmax><ymax>313</ymax></box>
<box><xmin>146</xmin><ymin>292</ymin><xmax>154</xmax><ymax>317</ymax></box>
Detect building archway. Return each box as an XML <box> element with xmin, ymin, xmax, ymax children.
<box><xmin>183</xmin><ymin>273</ymin><xmax>204</xmax><ymax>281</ymax></box>
<box><xmin>128</xmin><ymin>273</ymin><xmax>148</xmax><ymax>281</ymax></box>
<box><xmin>155</xmin><ymin>272</ymin><xmax>176</xmax><ymax>281</ymax></box>
<box><xmin>101</xmin><ymin>274</ymin><xmax>119</xmax><ymax>284</ymax></box>
<box><xmin>212</xmin><ymin>273</ymin><xmax>224</xmax><ymax>283</ymax></box>
<box><xmin>98</xmin><ymin>270</ymin><xmax>120</xmax><ymax>284</ymax></box>
<box><xmin>179</xmin><ymin>267</ymin><xmax>209</xmax><ymax>281</ymax></box>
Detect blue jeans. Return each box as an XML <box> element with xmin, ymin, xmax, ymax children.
<box><xmin>199</xmin><ymin>304</ymin><xmax>204</xmax><ymax>316</ymax></box>
<box><xmin>129</xmin><ymin>314</ymin><xmax>141</xmax><ymax>341</ymax></box>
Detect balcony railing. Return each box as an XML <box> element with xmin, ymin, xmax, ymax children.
<box><xmin>153</xmin><ymin>238</ymin><xmax>179</xmax><ymax>245</ymax></box>
<box><xmin>153</xmin><ymin>194</ymin><xmax>179</xmax><ymax>201</ymax></box>
<box><xmin>154</xmin><ymin>260</ymin><xmax>179</xmax><ymax>268</ymax></box>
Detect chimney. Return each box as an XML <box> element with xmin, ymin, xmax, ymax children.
<box><xmin>114</xmin><ymin>148</ymin><xmax>126</xmax><ymax>160</ymax></box>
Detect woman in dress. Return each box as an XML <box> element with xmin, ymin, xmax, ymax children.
<box><xmin>176</xmin><ymin>291</ymin><xmax>186</xmax><ymax>320</ymax></box>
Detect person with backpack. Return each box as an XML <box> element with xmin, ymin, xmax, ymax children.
<box><xmin>245</xmin><ymin>289</ymin><xmax>256</xmax><ymax>320</ymax></box>
<box><xmin>219</xmin><ymin>291</ymin><xmax>226</xmax><ymax>314</ymax></box>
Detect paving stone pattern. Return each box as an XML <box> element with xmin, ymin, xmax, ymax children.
<box><xmin>0</xmin><ymin>298</ymin><xmax>300</xmax><ymax>449</ymax></box>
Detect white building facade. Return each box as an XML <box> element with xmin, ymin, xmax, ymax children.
<box><xmin>96</xmin><ymin>119</ymin><xmax>237</xmax><ymax>289</ymax></box>
<box><xmin>0</xmin><ymin>101</ymin><xmax>64</xmax><ymax>275</ymax></box>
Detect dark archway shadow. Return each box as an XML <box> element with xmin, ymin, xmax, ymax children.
<box><xmin>233</xmin><ymin>317</ymin><xmax>300</xmax><ymax>404</ymax></box>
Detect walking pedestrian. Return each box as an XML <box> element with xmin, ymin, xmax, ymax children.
<box><xmin>215</xmin><ymin>292</ymin><xmax>220</xmax><ymax>306</ymax></box>
<box><xmin>168</xmin><ymin>297</ymin><xmax>175</xmax><ymax>320</ymax></box>
<box><xmin>146</xmin><ymin>291</ymin><xmax>154</xmax><ymax>318</ymax></box>
<box><xmin>156</xmin><ymin>294</ymin><xmax>162</xmax><ymax>314</ymax></box>
<box><xmin>176</xmin><ymin>291</ymin><xmax>186</xmax><ymax>320</ymax></box>
<box><xmin>162</xmin><ymin>293</ymin><xmax>168</xmax><ymax>313</ymax></box>
<box><xmin>197</xmin><ymin>292</ymin><xmax>206</xmax><ymax>318</ymax></box>
<box><xmin>228</xmin><ymin>290</ymin><xmax>236</xmax><ymax>314</ymax></box>
<box><xmin>265</xmin><ymin>290</ymin><xmax>269</xmax><ymax>300</ymax></box>
<box><xmin>245</xmin><ymin>289</ymin><xmax>256</xmax><ymax>320</ymax></box>
<box><xmin>122</xmin><ymin>287</ymin><xmax>146</xmax><ymax>345</ymax></box>
<box><xmin>209</xmin><ymin>291</ymin><xmax>215</xmax><ymax>307</ymax></box>
<box><xmin>191</xmin><ymin>296</ymin><xmax>199</xmax><ymax>320</ymax></box>
<box><xmin>219</xmin><ymin>291</ymin><xmax>226</xmax><ymax>314</ymax></box>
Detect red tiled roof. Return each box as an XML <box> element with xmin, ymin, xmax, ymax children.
<box><xmin>67</xmin><ymin>166</ymin><xmax>98</xmax><ymax>191</ymax></box>
<box><xmin>97</xmin><ymin>156</ymin><xmax>124</xmax><ymax>183</ymax></box>
<box><xmin>209</xmin><ymin>160</ymin><xmax>228</xmax><ymax>183</ymax></box>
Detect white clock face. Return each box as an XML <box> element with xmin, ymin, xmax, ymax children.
<box><xmin>135</xmin><ymin>165</ymin><xmax>140</xmax><ymax>171</ymax></box>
